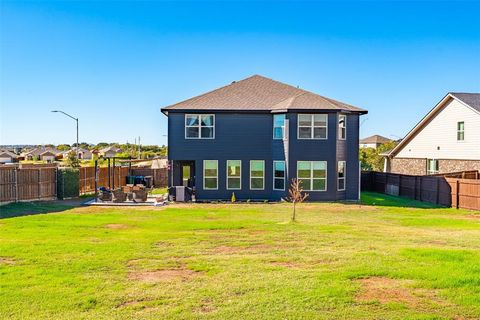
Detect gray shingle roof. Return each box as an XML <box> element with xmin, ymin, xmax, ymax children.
<box><xmin>450</xmin><ymin>92</ymin><xmax>480</xmax><ymax>112</ymax></box>
<box><xmin>161</xmin><ymin>75</ymin><xmax>367</xmax><ymax>114</ymax></box>
<box><xmin>360</xmin><ymin>135</ymin><xmax>391</xmax><ymax>144</ymax></box>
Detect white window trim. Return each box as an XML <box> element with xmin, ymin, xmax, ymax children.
<box><xmin>338</xmin><ymin>114</ymin><xmax>347</xmax><ymax>140</ymax></box>
<box><xmin>297</xmin><ymin>161</ymin><xmax>327</xmax><ymax>192</ymax></box>
<box><xmin>337</xmin><ymin>161</ymin><xmax>346</xmax><ymax>191</ymax></box>
<box><xmin>297</xmin><ymin>114</ymin><xmax>328</xmax><ymax>140</ymax></box>
<box><xmin>250</xmin><ymin>160</ymin><xmax>265</xmax><ymax>190</ymax></box>
<box><xmin>426</xmin><ymin>159</ymin><xmax>439</xmax><ymax>175</ymax></box>
<box><xmin>273</xmin><ymin>114</ymin><xmax>286</xmax><ymax>140</ymax></box>
<box><xmin>185</xmin><ymin>114</ymin><xmax>215</xmax><ymax>139</ymax></box>
<box><xmin>457</xmin><ymin>121</ymin><xmax>465</xmax><ymax>142</ymax></box>
<box><xmin>226</xmin><ymin>160</ymin><xmax>242</xmax><ymax>190</ymax></box>
<box><xmin>273</xmin><ymin>160</ymin><xmax>286</xmax><ymax>191</ymax></box>
<box><xmin>203</xmin><ymin>160</ymin><xmax>218</xmax><ymax>190</ymax></box>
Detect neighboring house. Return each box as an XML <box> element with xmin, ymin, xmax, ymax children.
<box><xmin>383</xmin><ymin>93</ymin><xmax>480</xmax><ymax>175</ymax></box>
<box><xmin>99</xmin><ymin>146</ymin><xmax>122</xmax><ymax>158</ymax></box>
<box><xmin>0</xmin><ymin>150</ymin><xmax>18</xmax><ymax>164</ymax></box>
<box><xmin>161</xmin><ymin>75</ymin><xmax>367</xmax><ymax>201</ymax></box>
<box><xmin>21</xmin><ymin>147</ymin><xmax>61</xmax><ymax>162</ymax></box>
<box><xmin>61</xmin><ymin>148</ymin><xmax>93</xmax><ymax>160</ymax></box>
<box><xmin>360</xmin><ymin>135</ymin><xmax>391</xmax><ymax>149</ymax></box>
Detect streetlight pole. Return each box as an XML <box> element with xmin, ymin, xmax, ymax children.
<box><xmin>51</xmin><ymin>110</ymin><xmax>79</xmax><ymax>150</ymax></box>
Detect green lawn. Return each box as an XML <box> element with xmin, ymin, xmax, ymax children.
<box><xmin>1</xmin><ymin>193</ymin><xmax>480</xmax><ymax>319</ymax></box>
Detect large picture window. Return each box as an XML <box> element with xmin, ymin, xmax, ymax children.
<box><xmin>185</xmin><ymin>114</ymin><xmax>215</xmax><ymax>139</ymax></box>
<box><xmin>250</xmin><ymin>160</ymin><xmax>265</xmax><ymax>190</ymax></box>
<box><xmin>273</xmin><ymin>161</ymin><xmax>285</xmax><ymax>190</ymax></box>
<box><xmin>298</xmin><ymin>114</ymin><xmax>328</xmax><ymax>139</ymax></box>
<box><xmin>337</xmin><ymin>161</ymin><xmax>346</xmax><ymax>191</ymax></box>
<box><xmin>457</xmin><ymin>121</ymin><xmax>465</xmax><ymax>141</ymax></box>
<box><xmin>297</xmin><ymin>161</ymin><xmax>327</xmax><ymax>191</ymax></box>
<box><xmin>338</xmin><ymin>115</ymin><xmax>346</xmax><ymax>140</ymax></box>
<box><xmin>203</xmin><ymin>160</ymin><xmax>218</xmax><ymax>189</ymax></box>
<box><xmin>227</xmin><ymin>160</ymin><xmax>241</xmax><ymax>190</ymax></box>
<box><xmin>273</xmin><ymin>114</ymin><xmax>286</xmax><ymax>139</ymax></box>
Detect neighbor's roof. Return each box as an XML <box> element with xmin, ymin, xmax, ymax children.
<box><xmin>161</xmin><ymin>75</ymin><xmax>367</xmax><ymax>114</ymax></box>
<box><xmin>449</xmin><ymin>93</ymin><xmax>480</xmax><ymax>112</ymax></box>
<box><xmin>0</xmin><ymin>150</ymin><xmax>18</xmax><ymax>158</ymax></box>
<box><xmin>385</xmin><ymin>92</ymin><xmax>480</xmax><ymax>157</ymax></box>
<box><xmin>360</xmin><ymin>135</ymin><xmax>391</xmax><ymax>144</ymax></box>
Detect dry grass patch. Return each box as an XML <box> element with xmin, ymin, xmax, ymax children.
<box><xmin>355</xmin><ymin>277</ymin><xmax>447</xmax><ymax>308</ymax></box>
<box><xmin>128</xmin><ymin>268</ymin><xmax>202</xmax><ymax>283</ymax></box>
<box><xmin>193</xmin><ymin>298</ymin><xmax>217</xmax><ymax>314</ymax></box>
<box><xmin>211</xmin><ymin>243</ymin><xmax>274</xmax><ymax>255</ymax></box>
<box><xmin>0</xmin><ymin>257</ymin><xmax>16</xmax><ymax>265</ymax></box>
<box><xmin>105</xmin><ymin>224</ymin><xmax>128</xmax><ymax>229</ymax></box>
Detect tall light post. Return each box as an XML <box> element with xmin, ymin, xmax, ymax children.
<box><xmin>51</xmin><ymin>110</ymin><xmax>79</xmax><ymax>150</ymax></box>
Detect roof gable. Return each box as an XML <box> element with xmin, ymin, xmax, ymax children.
<box><xmin>161</xmin><ymin>75</ymin><xmax>367</xmax><ymax>114</ymax></box>
<box><xmin>387</xmin><ymin>92</ymin><xmax>480</xmax><ymax>157</ymax></box>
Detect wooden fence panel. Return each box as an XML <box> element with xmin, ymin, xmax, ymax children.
<box><xmin>361</xmin><ymin>170</ymin><xmax>479</xmax><ymax>210</ymax></box>
<box><xmin>0</xmin><ymin>167</ymin><xmax>56</xmax><ymax>203</ymax></box>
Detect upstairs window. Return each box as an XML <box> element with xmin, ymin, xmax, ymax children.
<box><xmin>337</xmin><ymin>161</ymin><xmax>346</xmax><ymax>191</ymax></box>
<box><xmin>185</xmin><ymin>114</ymin><xmax>215</xmax><ymax>139</ymax></box>
<box><xmin>338</xmin><ymin>115</ymin><xmax>346</xmax><ymax>140</ymax></box>
<box><xmin>250</xmin><ymin>160</ymin><xmax>265</xmax><ymax>190</ymax></box>
<box><xmin>227</xmin><ymin>160</ymin><xmax>241</xmax><ymax>190</ymax></box>
<box><xmin>203</xmin><ymin>160</ymin><xmax>218</xmax><ymax>189</ymax></box>
<box><xmin>427</xmin><ymin>159</ymin><xmax>439</xmax><ymax>175</ymax></box>
<box><xmin>273</xmin><ymin>161</ymin><xmax>285</xmax><ymax>190</ymax></box>
<box><xmin>457</xmin><ymin>121</ymin><xmax>465</xmax><ymax>141</ymax></box>
<box><xmin>273</xmin><ymin>114</ymin><xmax>286</xmax><ymax>139</ymax></box>
<box><xmin>298</xmin><ymin>114</ymin><xmax>328</xmax><ymax>139</ymax></box>
<box><xmin>297</xmin><ymin>161</ymin><xmax>327</xmax><ymax>191</ymax></box>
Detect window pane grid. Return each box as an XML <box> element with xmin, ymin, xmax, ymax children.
<box><xmin>337</xmin><ymin>161</ymin><xmax>346</xmax><ymax>191</ymax></box>
<box><xmin>273</xmin><ymin>161</ymin><xmax>285</xmax><ymax>190</ymax></box>
<box><xmin>297</xmin><ymin>161</ymin><xmax>327</xmax><ymax>191</ymax></box>
<box><xmin>186</xmin><ymin>114</ymin><xmax>215</xmax><ymax>139</ymax></box>
<box><xmin>227</xmin><ymin>160</ymin><xmax>241</xmax><ymax>190</ymax></box>
<box><xmin>298</xmin><ymin>114</ymin><xmax>327</xmax><ymax>139</ymax></box>
<box><xmin>203</xmin><ymin>160</ymin><xmax>218</xmax><ymax>189</ymax></box>
<box><xmin>273</xmin><ymin>114</ymin><xmax>286</xmax><ymax>139</ymax></box>
<box><xmin>250</xmin><ymin>160</ymin><xmax>265</xmax><ymax>190</ymax></box>
<box><xmin>338</xmin><ymin>115</ymin><xmax>346</xmax><ymax>140</ymax></box>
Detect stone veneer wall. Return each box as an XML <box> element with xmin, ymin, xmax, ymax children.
<box><xmin>389</xmin><ymin>158</ymin><xmax>480</xmax><ymax>175</ymax></box>
<box><xmin>389</xmin><ymin>158</ymin><xmax>427</xmax><ymax>175</ymax></box>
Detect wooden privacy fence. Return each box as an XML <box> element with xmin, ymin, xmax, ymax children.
<box><xmin>78</xmin><ymin>167</ymin><xmax>168</xmax><ymax>194</ymax></box>
<box><xmin>0</xmin><ymin>167</ymin><xmax>57</xmax><ymax>203</ymax></box>
<box><xmin>362</xmin><ymin>171</ymin><xmax>480</xmax><ymax>210</ymax></box>
<box><xmin>79</xmin><ymin>167</ymin><xmax>129</xmax><ymax>194</ymax></box>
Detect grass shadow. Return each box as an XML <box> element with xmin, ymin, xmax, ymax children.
<box><xmin>0</xmin><ymin>198</ymin><xmax>90</xmax><ymax>219</ymax></box>
<box><xmin>360</xmin><ymin>192</ymin><xmax>442</xmax><ymax>209</ymax></box>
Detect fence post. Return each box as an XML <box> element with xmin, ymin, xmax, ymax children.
<box><xmin>435</xmin><ymin>178</ymin><xmax>440</xmax><ymax>205</ymax></box>
<box><xmin>38</xmin><ymin>168</ymin><xmax>41</xmax><ymax>200</ymax></box>
<box><xmin>456</xmin><ymin>180</ymin><xmax>460</xmax><ymax>209</ymax></box>
<box><xmin>419</xmin><ymin>177</ymin><xmax>422</xmax><ymax>201</ymax></box>
<box><xmin>55</xmin><ymin>168</ymin><xmax>58</xmax><ymax>200</ymax></box>
<box><xmin>413</xmin><ymin>176</ymin><xmax>417</xmax><ymax>200</ymax></box>
<box><xmin>14</xmin><ymin>167</ymin><xmax>19</xmax><ymax>202</ymax></box>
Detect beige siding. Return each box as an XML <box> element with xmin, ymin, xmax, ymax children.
<box><xmin>396</xmin><ymin>99</ymin><xmax>480</xmax><ymax>160</ymax></box>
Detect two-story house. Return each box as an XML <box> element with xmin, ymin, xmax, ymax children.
<box><xmin>161</xmin><ymin>75</ymin><xmax>367</xmax><ymax>201</ymax></box>
<box><xmin>383</xmin><ymin>92</ymin><xmax>480</xmax><ymax>175</ymax></box>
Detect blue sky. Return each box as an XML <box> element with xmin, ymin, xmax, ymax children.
<box><xmin>1</xmin><ymin>1</ymin><xmax>479</xmax><ymax>146</ymax></box>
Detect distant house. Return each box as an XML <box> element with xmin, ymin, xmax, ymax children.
<box><xmin>161</xmin><ymin>74</ymin><xmax>368</xmax><ymax>201</ymax></box>
<box><xmin>0</xmin><ymin>150</ymin><xmax>18</xmax><ymax>164</ymax></box>
<box><xmin>360</xmin><ymin>135</ymin><xmax>392</xmax><ymax>149</ymax></box>
<box><xmin>383</xmin><ymin>93</ymin><xmax>480</xmax><ymax>175</ymax></box>
<box><xmin>61</xmin><ymin>148</ymin><xmax>93</xmax><ymax>160</ymax></box>
<box><xmin>99</xmin><ymin>146</ymin><xmax>122</xmax><ymax>158</ymax></box>
<box><xmin>21</xmin><ymin>147</ymin><xmax>61</xmax><ymax>162</ymax></box>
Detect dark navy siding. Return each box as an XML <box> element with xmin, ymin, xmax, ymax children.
<box><xmin>167</xmin><ymin>111</ymin><xmax>360</xmax><ymax>201</ymax></box>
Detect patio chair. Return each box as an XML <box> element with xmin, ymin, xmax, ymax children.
<box><xmin>112</xmin><ymin>189</ymin><xmax>127</xmax><ymax>203</ymax></box>
<box><xmin>132</xmin><ymin>189</ymin><xmax>148</xmax><ymax>202</ymax></box>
